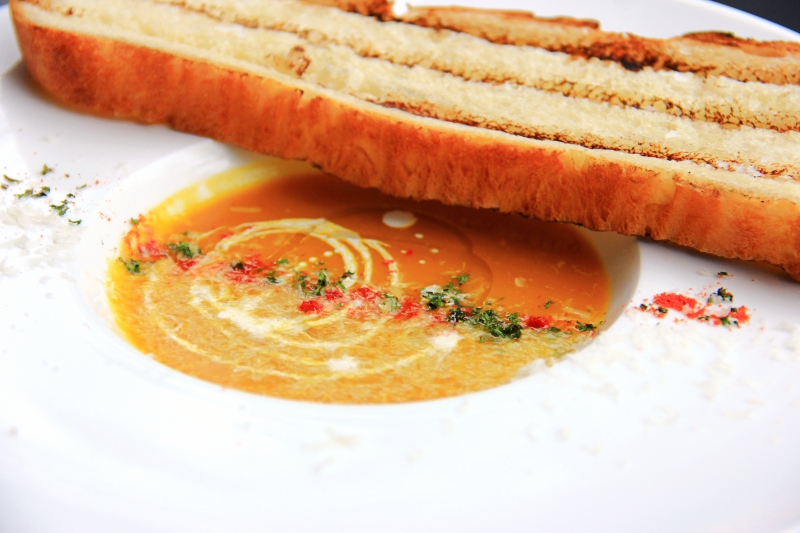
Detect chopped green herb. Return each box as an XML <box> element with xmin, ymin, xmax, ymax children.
<box><xmin>707</xmin><ymin>287</ymin><xmax>733</xmax><ymax>304</ymax></box>
<box><xmin>341</xmin><ymin>270</ymin><xmax>354</xmax><ymax>279</ymax></box>
<box><xmin>451</xmin><ymin>273</ymin><xmax>470</xmax><ymax>286</ymax></box>
<box><xmin>294</xmin><ymin>273</ymin><xmax>309</xmax><ymax>293</ymax></box>
<box><xmin>421</xmin><ymin>289</ymin><xmax>448</xmax><ymax>310</ymax></box>
<box><xmin>68</xmin><ymin>219</ymin><xmax>81</xmax><ymax>225</ymax></box>
<box><xmin>231</xmin><ymin>260</ymin><xmax>245</xmax><ymax>271</ymax></box>
<box><xmin>168</xmin><ymin>241</ymin><xmax>196</xmax><ymax>259</ymax></box>
<box><xmin>544</xmin><ymin>300</ymin><xmax>553</xmax><ymax>309</ymax></box>
<box><xmin>130</xmin><ymin>217</ymin><xmax>139</xmax><ymax>225</ymax></box>
<box><xmin>717</xmin><ymin>271</ymin><xmax>729</xmax><ymax>277</ymax></box>
<box><xmin>17</xmin><ymin>186</ymin><xmax>50</xmax><ymax>199</ymax></box>
<box><xmin>276</xmin><ymin>258</ymin><xmax>289</xmax><ymax>265</ymax></box>
<box><xmin>76</xmin><ymin>184</ymin><xmax>87</xmax><ymax>190</ymax></box>
<box><xmin>469</xmin><ymin>308</ymin><xmax>522</xmax><ymax>340</ymax></box>
<box><xmin>120</xmin><ymin>258</ymin><xmax>142</xmax><ymax>274</ymax></box>
<box><xmin>442</xmin><ymin>281</ymin><xmax>461</xmax><ymax>294</ymax></box>
<box><xmin>547</xmin><ymin>327</ymin><xmax>561</xmax><ymax>334</ymax></box>
<box><xmin>49</xmin><ymin>198</ymin><xmax>69</xmax><ymax>216</ymax></box>
<box><xmin>657</xmin><ymin>307</ymin><xmax>668</xmax><ymax>314</ymax></box>
<box><xmin>334</xmin><ymin>280</ymin><xmax>346</xmax><ymax>291</ymax></box>
<box><xmin>3</xmin><ymin>174</ymin><xmax>20</xmax><ymax>183</ymax></box>
<box><xmin>720</xmin><ymin>316</ymin><xmax>732</xmax><ymax>327</ymax></box>
<box><xmin>1</xmin><ymin>184</ymin><xmax>7</xmax><ymax>190</ymax></box>
<box><xmin>40</xmin><ymin>164</ymin><xmax>54</xmax><ymax>175</ymax></box>
<box><xmin>265</xmin><ymin>270</ymin><xmax>280</xmax><ymax>284</ymax></box>
<box><xmin>447</xmin><ymin>307</ymin><xmax>470</xmax><ymax>324</ymax></box>
<box><xmin>574</xmin><ymin>322</ymin><xmax>596</xmax><ymax>332</ymax></box>
<box><xmin>311</xmin><ymin>270</ymin><xmax>328</xmax><ymax>296</ymax></box>
<box><xmin>380</xmin><ymin>293</ymin><xmax>400</xmax><ymax>313</ymax></box>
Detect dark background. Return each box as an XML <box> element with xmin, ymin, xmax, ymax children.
<box><xmin>715</xmin><ymin>0</ymin><xmax>800</xmax><ymax>33</ymax></box>
<box><xmin>1</xmin><ymin>0</ymin><xmax>798</xmax><ymax>34</ymax></box>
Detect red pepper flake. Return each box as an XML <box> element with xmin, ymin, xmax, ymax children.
<box><xmin>394</xmin><ymin>298</ymin><xmax>420</xmax><ymax>320</ymax></box>
<box><xmin>383</xmin><ymin>259</ymin><xmax>395</xmax><ymax>265</ymax></box>
<box><xmin>176</xmin><ymin>259</ymin><xmax>197</xmax><ymax>271</ymax></box>
<box><xmin>325</xmin><ymin>287</ymin><xmax>344</xmax><ymax>301</ymax></box>
<box><xmin>403</xmin><ymin>249</ymin><xmax>414</xmax><ymax>256</ymax></box>
<box><xmin>525</xmin><ymin>315</ymin><xmax>550</xmax><ymax>329</ymax></box>
<box><xmin>652</xmin><ymin>293</ymin><xmax>700</xmax><ymax>314</ymax></box>
<box><xmin>352</xmin><ymin>286</ymin><xmax>380</xmax><ymax>300</ymax></box>
<box><xmin>139</xmin><ymin>240</ymin><xmax>165</xmax><ymax>260</ymax></box>
<box><xmin>299</xmin><ymin>300</ymin><xmax>324</xmax><ymax>314</ymax></box>
<box><xmin>729</xmin><ymin>306</ymin><xmax>750</xmax><ymax>322</ymax></box>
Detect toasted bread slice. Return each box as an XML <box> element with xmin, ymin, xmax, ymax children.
<box><xmin>10</xmin><ymin>0</ymin><xmax>800</xmax><ymax>279</ymax></box>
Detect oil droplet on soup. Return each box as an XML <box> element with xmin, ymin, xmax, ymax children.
<box><xmin>109</xmin><ymin>160</ymin><xmax>610</xmax><ymax>403</ymax></box>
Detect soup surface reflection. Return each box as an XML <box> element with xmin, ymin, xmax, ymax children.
<box><xmin>109</xmin><ymin>160</ymin><xmax>610</xmax><ymax>403</ymax></box>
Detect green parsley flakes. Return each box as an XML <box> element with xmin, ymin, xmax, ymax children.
<box><xmin>120</xmin><ymin>258</ymin><xmax>142</xmax><ymax>274</ymax></box>
<box><xmin>168</xmin><ymin>241</ymin><xmax>197</xmax><ymax>259</ymax></box>
<box><xmin>451</xmin><ymin>273</ymin><xmax>470</xmax><ymax>285</ymax></box>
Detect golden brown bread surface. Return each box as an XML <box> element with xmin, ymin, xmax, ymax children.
<box><xmin>9</xmin><ymin>0</ymin><xmax>800</xmax><ymax>280</ymax></box>
<box><xmin>302</xmin><ymin>0</ymin><xmax>393</xmax><ymax>19</ymax></box>
<box><xmin>400</xmin><ymin>5</ymin><xmax>800</xmax><ymax>85</ymax></box>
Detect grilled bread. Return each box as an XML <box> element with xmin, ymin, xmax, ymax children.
<box><xmin>10</xmin><ymin>0</ymin><xmax>800</xmax><ymax>279</ymax></box>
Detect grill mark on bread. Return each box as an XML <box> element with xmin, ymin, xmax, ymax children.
<box><xmin>151</xmin><ymin>0</ymin><xmax>800</xmax><ymax>134</ymax></box>
<box><xmin>400</xmin><ymin>6</ymin><xmax>800</xmax><ymax>86</ymax></box>
<box><xmin>377</xmin><ymin>99</ymin><xmax>791</xmax><ymax>177</ymax></box>
<box><xmin>25</xmin><ymin>0</ymin><xmax>800</xmax><ymax>180</ymax></box>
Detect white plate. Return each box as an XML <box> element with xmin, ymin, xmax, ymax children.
<box><xmin>2</xmin><ymin>2</ymin><xmax>800</xmax><ymax>532</ymax></box>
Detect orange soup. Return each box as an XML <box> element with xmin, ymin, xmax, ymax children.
<box><xmin>108</xmin><ymin>160</ymin><xmax>610</xmax><ymax>403</ymax></box>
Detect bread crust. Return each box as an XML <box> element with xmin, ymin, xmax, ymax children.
<box><xmin>11</xmin><ymin>0</ymin><xmax>800</xmax><ymax>280</ymax></box>
<box><xmin>401</xmin><ymin>5</ymin><xmax>800</xmax><ymax>85</ymax></box>
<box><xmin>300</xmin><ymin>0</ymin><xmax>394</xmax><ymax>19</ymax></box>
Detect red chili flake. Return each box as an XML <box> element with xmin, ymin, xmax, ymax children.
<box><xmin>299</xmin><ymin>300</ymin><xmax>324</xmax><ymax>314</ymax></box>
<box><xmin>394</xmin><ymin>298</ymin><xmax>421</xmax><ymax>320</ymax></box>
<box><xmin>729</xmin><ymin>306</ymin><xmax>750</xmax><ymax>323</ymax></box>
<box><xmin>525</xmin><ymin>315</ymin><xmax>550</xmax><ymax>329</ymax></box>
<box><xmin>383</xmin><ymin>259</ymin><xmax>395</xmax><ymax>265</ymax></box>
<box><xmin>652</xmin><ymin>292</ymin><xmax>699</xmax><ymax>313</ymax></box>
<box><xmin>403</xmin><ymin>249</ymin><xmax>414</xmax><ymax>256</ymax></box>
<box><xmin>176</xmin><ymin>259</ymin><xmax>197</xmax><ymax>271</ymax></box>
<box><xmin>352</xmin><ymin>287</ymin><xmax>380</xmax><ymax>300</ymax></box>
<box><xmin>325</xmin><ymin>287</ymin><xmax>344</xmax><ymax>301</ymax></box>
<box><xmin>139</xmin><ymin>240</ymin><xmax>165</xmax><ymax>259</ymax></box>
